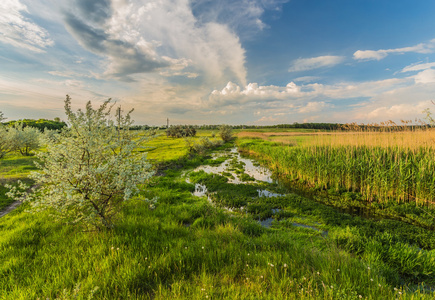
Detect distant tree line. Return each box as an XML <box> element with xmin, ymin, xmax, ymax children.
<box><xmin>5</xmin><ymin>118</ymin><xmax>67</xmax><ymax>131</ymax></box>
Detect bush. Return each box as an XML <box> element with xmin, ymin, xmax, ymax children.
<box><xmin>219</xmin><ymin>125</ymin><xmax>233</xmax><ymax>142</ymax></box>
<box><xmin>166</xmin><ymin>125</ymin><xmax>196</xmax><ymax>138</ymax></box>
<box><xmin>185</xmin><ymin>137</ymin><xmax>223</xmax><ymax>155</ymax></box>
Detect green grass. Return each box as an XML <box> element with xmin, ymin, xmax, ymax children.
<box><xmin>144</xmin><ymin>130</ymin><xmax>220</xmax><ymax>163</ymax></box>
<box><xmin>1</xmin><ymin>132</ymin><xmax>434</xmax><ymax>299</ymax></box>
<box><xmin>2</xmin><ymin>170</ymin><xmax>429</xmax><ymax>299</ymax></box>
<box><xmin>0</xmin><ymin>153</ymin><xmax>37</xmax><ymax>210</ymax></box>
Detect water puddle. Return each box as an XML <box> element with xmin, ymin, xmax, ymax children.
<box><xmin>193</xmin><ymin>148</ymin><xmax>274</xmax><ymax>184</ymax></box>
<box><xmin>258</xmin><ymin>189</ymin><xmax>284</xmax><ymax>198</ymax></box>
<box><xmin>193</xmin><ymin>183</ymin><xmax>208</xmax><ymax>197</ymax></box>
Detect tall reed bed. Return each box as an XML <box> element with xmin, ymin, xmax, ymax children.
<box><xmin>238</xmin><ymin>126</ymin><xmax>435</xmax><ymax>207</ymax></box>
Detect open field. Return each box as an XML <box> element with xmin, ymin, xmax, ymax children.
<box><xmin>1</xmin><ymin>129</ymin><xmax>435</xmax><ymax>299</ymax></box>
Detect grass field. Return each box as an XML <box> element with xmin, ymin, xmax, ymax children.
<box><xmin>1</xmin><ymin>129</ymin><xmax>434</xmax><ymax>299</ymax></box>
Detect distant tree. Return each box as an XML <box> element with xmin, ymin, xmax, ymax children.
<box><xmin>219</xmin><ymin>125</ymin><xmax>233</xmax><ymax>142</ymax></box>
<box><xmin>0</xmin><ymin>112</ymin><xmax>14</xmax><ymax>158</ymax></box>
<box><xmin>166</xmin><ymin>125</ymin><xmax>196</xmax><ymax>138</ymax></box>
<box><xmin>9</xmin><ymin>123</ymin><xmax>41</xmax><ymax>156</ymax></box>
<box><xmin>7</xmin><ymin>95</ymin><xmax>154</xmax><ymax>230</ymax></box>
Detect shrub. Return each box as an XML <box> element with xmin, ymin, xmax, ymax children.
<box><xmin>166</xmin><ymin>125</ymin><xmax>196</xmax><ymax>138</ymax></box>
<box><xmin>219</xmin><ymin>125</ymin><xmax>233</xmax><ymax>142</ymax></box>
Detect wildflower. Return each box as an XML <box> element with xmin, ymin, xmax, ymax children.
<box><xmin>260</xmin><ymin>275</ymin><xmax>264</xmax><ymax>279</ymax></box>
<box><xmin>111</xmin><ymin>246</ymin><xmax>114</xmax><ymax>250</ymax></box>
<box><xmin>283</xmin><ymin>263</ymin><xmax>288</xmax><ymax>268</ymax></box>
<box><xmin>202</xmin><ymin>246</ymin><xmax>205</xmax><ymax>249</ymax></box>
<box><xmin>367</xmin><ymin>266</ymin><xmax>370</xmax><ymax>270</ymax></box>
<box><xmin>378</xmin><ymin>284</ymin><xmax>381</xmax><ymax>287</ymax></box>
<box><xmin>337</xmin><ymin>269</ymin><xmax>340</xmax><ymax>272</ymax></box>
<box><xmin>359</xmin><ymin>295</ymin><xmax>362</xmax><ymax>299</ymax></box>
<box><xmin>270</xmin><ymin>264</ymin><xmax>274</xmax><ymax>267</ymax></box>
<box><xmin>317</xmin><ymin>271</ymin><xmax>320</xmax><ymax>275</ymax></box>
<box><xmin>398</xmin><ymin>292</ymin><xmax>402</xmax><ymax>295</ymax></box>
<box><xmin>394</xmin><ymin>288</ymin><xmax>398</xmax><ymax>291</ymax></box>
<box><xmin>117</xmin><ymin>247</ymin><xmax>119</xmax><ymax>250</ymax></box>
<box><xmin>246</xmin><ymin>264</ymin><xmax>249</xmax><ymax>267</ymax></box>
<box><xmin>330</xmin><ymin>286</ymin><xmax>333</xmax><ymax>289</ymax></box>
<box><xmin>370</xmin><ymin>278</ymin><xmax>373</xmax><ymax>282</ymax></box>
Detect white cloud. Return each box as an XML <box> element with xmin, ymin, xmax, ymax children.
<box><xmin>0</xmin><ymin>0</ymin><xmax>54</xmax><ymax>52</ymax></box>
<box><xmin>293</xmin><ymin>76</ymin><xmax>321</xmax><ymax>83</ymax></box>
<box><xmin>353</xmin><ymin>39</ymin><xmax>435</xmax><ymax>61</ymax></box>
<box><xmin>289</xmin><ymin>55</ymin><xmax>345</xmax><ymax>72</ymax></box>
<box><xmin>298</xmin><ymin>101</ymin><xmax>331</xmax><ymax>113</ymax></box>
<box><xmin>414</xmin><ymin>69</ymin><xmax>435</xmax><ymax>84</ymax></box>
<box><xmin>401</xmin><ymin>61</ymin><xmax>435</xmax><ymax>73</ymax></box>
<box><xmin>353</xmin><ymin>50</ymin><xmax>388</xmax><ymax>61</ymax></box>
<box><xmin>357</xmin><ymin>102</ymin><xmax>432</xmax><ymax>121</ymax></box>
<box><xmin>62</xmin><ymin>0</ymin><xmax>248</xmax><ymax>85</ymax></box>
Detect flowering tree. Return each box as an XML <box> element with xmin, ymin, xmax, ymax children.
<box><xmin>8</xmin><ymin>96</ymin><xmax>154</xmax><ymax>229</ymax></box>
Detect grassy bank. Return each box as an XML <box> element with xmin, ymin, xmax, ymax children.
<box><xmin>1</xmin><ymin>130</ymin><xmax>434</xmax><ymax>298</ymax></box>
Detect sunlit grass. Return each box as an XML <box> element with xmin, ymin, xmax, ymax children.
<box><xmin>1</xmin><ymin>128</ymin><xmax>435</xmax><ymax>298</ymax></box>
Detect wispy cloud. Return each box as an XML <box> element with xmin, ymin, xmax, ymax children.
<box><xmin>401</xmin><ymin>61</ymin><xmax>435</xmax><ymax>72</ymax></box>
<box><xmin>288</xmin><ymin>55</ymin><xmax>345</xmax><ymax>72</ymax></box>
<box><xmin>0</xmin><ymin>0</ymin><xmax>54</xmax><ymax>52</ymax></box>
<box><xmin>191</xmin><ymin>0</ymin><xmax>288</xmax><ymax>39</ymax></box>
<box><xmin>353</xmin><ymin>39</ymin><xmax>435</xmax><ymax>61</ymax></box>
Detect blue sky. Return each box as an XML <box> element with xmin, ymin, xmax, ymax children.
<box><xmin>1</xmin><ymin>0</ymin><xmax>435</xmax><ymax>125</ymax></box>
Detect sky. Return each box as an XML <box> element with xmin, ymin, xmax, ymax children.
<box><xmin>1</xmin><ymin>0</ymin><xmax>435</xmax><ymax>126</ymax></box>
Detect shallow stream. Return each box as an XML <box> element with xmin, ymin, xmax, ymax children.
<box><xmin>187</xmin><ymin>147</ymin><xmax>326</xmax><ymax>234</ymax></box>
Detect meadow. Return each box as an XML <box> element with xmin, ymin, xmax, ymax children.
<box><xmin>0</xmin><ymin>128</ymin><xmax>434</xmax><ymax>299</ymax></box>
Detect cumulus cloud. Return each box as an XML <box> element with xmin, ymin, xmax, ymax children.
<box><xmin>288</xmin><ymin>56</ymin><xmax>345</xmax><ymax>72</ymax></box>
<box><xmin>353</xmin><ymin>39</ymin><xmax>435</xmax><ymax>61</ymax></box>
<box><xmin>0</xmin><ymin>0</ymin><xmax>54</xmax><ymax>52</ymax></box>
<box><xmin>210</xmin><ymin>81</ymin><xmax>301</xmax><ymax>103</ymax></box>
<box><xmin>60</xmin><ymin>0</ymin><xmax>251</xmax><ymax>85</ymax></box>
